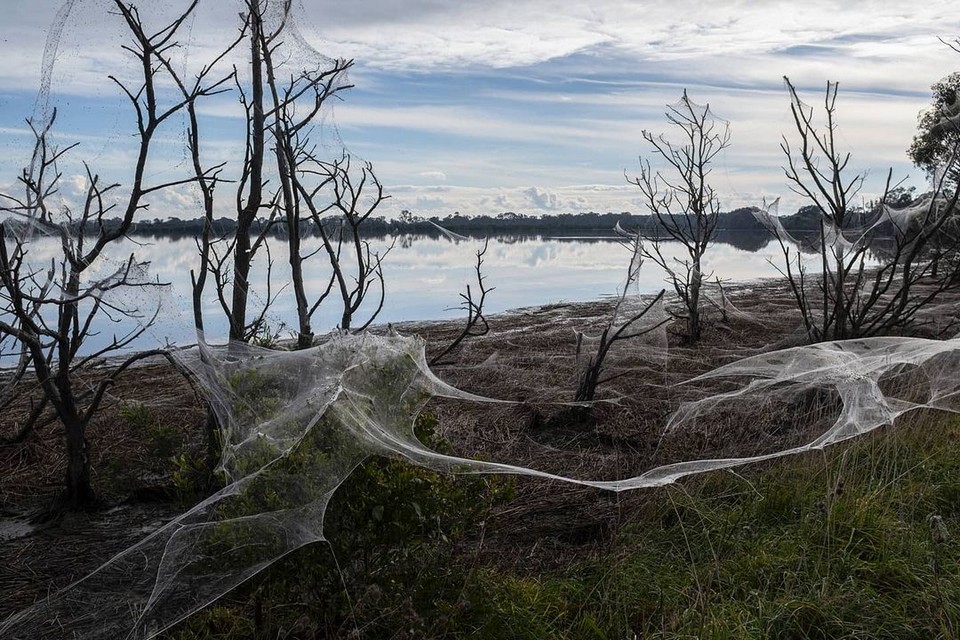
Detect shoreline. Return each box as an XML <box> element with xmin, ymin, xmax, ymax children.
<box><xmin>4</xmin><ymin>272</ymin><xmax>960</xmax><ymax>635</ymax></box>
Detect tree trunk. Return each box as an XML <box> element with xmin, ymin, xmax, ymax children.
<box><xmin>279</xmin><ymin>163</ymin><xmax>312</xmax><ymax>348</ymax></box>
<box><xmin>57</xmin><ymin>268</ymin><xmax>95</xmax><ymax>508</ymax></box>
<box><xmin>231</xmin><ymin>8</ymin><xmax>266</xmax><ymax>342</ymax></box>
<box><xmin>296</xmin><ymin>330</ymin><xmax>313</xmax><ymax>350</ymax></box>
<box><xmin>63</xmin><ymin>416</ymin><xmax>95</xmax><ymax>508</ymax></box>
<box><xmin>834</xmin><ymin>255</ymin><xmax>846</xmax><ymax>340</ymax></box>
<box><xmin>575</xmin><ymin>366</ymin><xmax>600</xmax><ymax>404</ymax></box>
<box><xmin>230</xmin><ymin>218</ymin><xmax>253</xmax><ymax>342</ymax></box>
<box><xmin>204</xmin><ymin>407</ymin><xmax>222</xmax><ymax>473</ymax></box>
<box><xmin>688</xmin><ymin>260</ymin><xmax>702</xmax><ymax>343</ymax></box>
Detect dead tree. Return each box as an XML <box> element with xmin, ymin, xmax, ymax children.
<box><xmin>628</xmin><ymin>90</ymin><xmax>730</xmax><ymax>344</ymax></box>
<box><xmin>185</xmin><ymin>1</ymin><xmax>289</xmax><ymax>345</ymax></box>
<box><xmin>164</xmin><ymin>16</ymin><xmax>245</xmax><ymax>342</ymax></box>
<box><xmin>297</xmin><ymin>151</ymin><xmax>393</xmax><ymax>333</ymax></box>
<box><xmin>0</xmin><ymin>288</ymin><xmax>45</xmax><ymax>445</ymax></box>
<box><xmin>430</xmin><ymin>239</ymin><xmax>494</xmax><ymax>366</ymax></box>
<box><xmin>574</xmin><ymin>231</ymin><xmax>667</xmax><ymax>403</ymax></box>
<box><xmin>0</xmin><ymin>2</ymin><xmax>231</xmax><ymax>508</ymax></box>
<box><xmin>258</xmin><ymin>3</ymin><xmax>353</xmax><ymax>347</ymax></box>
<box><xmin>188</xmin><ymin>1</ymin><xmax>373</xmax><ymax>348</ymax></box>
<box><xmin>767</xmin><ymin>77</ymin><xmax>960</xmax><ymax>341</ymax></box>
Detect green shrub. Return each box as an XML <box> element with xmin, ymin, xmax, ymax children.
<box><xmin>120</xmin><ymin>401</ymin><xmax>184</xmax><ymax>460</ymax></box>
<box><xmin>165</xmin><ymin>412</ymin><xmax>511</xmax><ymax>639</ymax></box>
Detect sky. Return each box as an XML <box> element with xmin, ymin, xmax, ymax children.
<box><xmin>0</xmin><ymin>0</ymin><xmax>959</xmax><ymax>219</ymax></box>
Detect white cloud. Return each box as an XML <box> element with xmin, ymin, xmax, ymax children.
<box><xmin>63</xmin><ymin>173</ymin><xmax>90</xmax><ymax>198</ymax></box>
<box><xmin>380</xmin><ymin>183</ymin><xmax>670</xmax><ymax>218</ymax></box>
<box><xmin>0</xmin><ymin>0</ymin><xmax>954</xmax><ymax>221</ymax></box>
<box><xmin>306</xmin><ymin>0</ymin><xmax>960</xmax><ymax>76</ymax></box>
<box><xmin>523</xmin><ymin>185</ymin><xmax>562</xmax><ymax>209</ymax></box>
<box><xmin>8</xmin><ymin>1</ymin><xmax>958</xmax><ymax>93</ymax></box>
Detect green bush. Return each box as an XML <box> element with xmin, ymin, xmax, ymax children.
<box><xmin>163</xmin><ymin>391</ymin><xmax>960</xmax><ymax>638</ymax></box>
<box><xmin>120</xmin><ymin>400</ymin><xmax>184</xmax><ymax>460</ymax></box>
<box><xmin>165</xmin><ymin>412</ymin><xmax>511</xmax><ymax>639</ymax></box>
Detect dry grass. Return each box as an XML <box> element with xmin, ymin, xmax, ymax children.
<box><xmin>3</xmin><ymin>275</ymin><xmax>960</xmax><ymax>626</ymax></box>
<box><xmin>0</xmin><ymin>361</ymin><xmax>205</xmax><ymax>508</ymax></box>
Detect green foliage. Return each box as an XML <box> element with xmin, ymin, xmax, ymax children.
<box><xmin>119</xmin><ymin>401</ymin><xmax>155</xmax><ymax>431</ymax></box>
<box><xmin>909</xmin><ymin>71</ymin><xmax>960</xmax><ymax>180</ymax></box>
<box><xmin>327</xmin><ymin>413</ymin><xmax>511</xmax><ymax>554</ymax></box>
<box><xmin>171</xmin><ymin>452</ymin><xmax>215</xmax><ymax>505</ymax></box>
<box><xmin>149</xmin><ymin>425</ymin><xmax>184</xmax><ymax>461</ymax></box>
<box><xmin>169</xmin><ymin>414</ymin><xmax>960</xmax><ymax>639</ymax></box>
<box><xmin>443</xmin><ymin>418</ymin><xmax>960</xmax><ymax>640</ymax></box>
<box><xmin>120</xmin><ymin>400</ymin><xmax>185</xmax><ymax>460</ymax></box>
<box><xmin>164</xmin><ymin>412</ymin><xmax>511</xmax><ymax>640</ymax></box>
<box><xmin>161</xmin><ymin>345</ymin><xmax>960</xmax><ymax>640</ymax></box>
<box><xmin>224</xmin><ymin>367</ymin><xmax>284</xmax><ymax>429</ymax></box>
<box><xmin>249</xmin><ymin>322</ymin><xmax>288</xmax><ymax>349</ymax></box>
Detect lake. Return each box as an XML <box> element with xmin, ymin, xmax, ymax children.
<box><xmin>3</xmin><ymin>231</ymin><xmax>828</xmax><ymax>356</ymax></box>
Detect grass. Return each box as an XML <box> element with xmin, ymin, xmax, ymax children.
<box><xmin>161</xmin><ymin>410</ymin><xmax>960</xmax><ymax>639</ymax></box>
<box><xmin>456</xmin><ymin>413</ymin><xmax>960</xmax><ymax>640</ymax></box>
<box><xmin>7</xmin><ymin>279</ymin><xmax>960</xmax><ymax>638</ymax></box>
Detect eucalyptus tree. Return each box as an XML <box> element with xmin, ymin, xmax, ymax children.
<box><xmin>909</xmin><ymin>70</ymin><xmax>960</xmax><ymax>188</ymax></box>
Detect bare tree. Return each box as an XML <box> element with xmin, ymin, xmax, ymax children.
<box><xmin>260</xmin><ymin>2</ymin><xmax>372</xmax><ymax>348</ymax></box>
<box><xmin>297</xmin><ymin>151</ymin><xmax>393</xmax><ymax>334</ymax></box>
<box><xmin>188</xmin><ymin>1</ymin><xmax>385</xmax><ymax>349</ymax></box>
<box><xmin>430</xmin><ymin>239</ymin><xmax>494</xmax><ymax>366</ymax></box>
<box><xmin>183</xmin><ymin>1</ymin><xmax>284</xmax><ymax>345</ymax></box>
<box><xmin>226</xmin><ymin>1</ymin><xmax>271</xmax><ymax>343</ymax></box>
<box><xmin>628</xmin><ymin>90</ymin><xmax>731</xmax><ymax>344</ymax></box>
<box><xmin>184</xmin><ymin>1</ymin><xmax>298</xmax><ymax>345</ymax></box>
<box><xmin>762</xmin><ymin>77</ymin><xmax>960</xmax><ymax>341</ymax></box>
<box><xmin>574</xmin><ymin>231</ymin><xmax>667</xmax><ymax>403</ymax></box>
<box><xmin>0</xmin><ymin>278</ymin><xmax>48</xmax><ymax>446</ymax></box>
<box><xmin>0</xmin><ymin>1</ymin><xmax>230</xmax><ymax>507</ymax></box>
<box><xmin>170</xmin><ymin>18</ymin><xmax>245</xmax><ymax>341</ymax></box>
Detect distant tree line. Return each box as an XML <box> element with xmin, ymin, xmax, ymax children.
<box><xmin>75</xmin><ymin>204</ymin><xmax>836</xmax><ymax>240</ymax></box>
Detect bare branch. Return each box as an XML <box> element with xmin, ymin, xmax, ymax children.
<box><xmin>627</xmin><ymin>90</ymin><xmax>729</xmax><ymax>343</ymax></box>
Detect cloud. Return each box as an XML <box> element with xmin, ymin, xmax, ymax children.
<box><xmin>523</xmin><ymin>185</ymin><xmax>562</xmax><ymax>209</ymax></box>
<box><xmin>411</xmin><ymin>196</ymin><xmax>449</xmax><ymax>211</ymax></box>
<box><xmin>387</xmin><ymin>184</ymin><xmax>452</xmax><ymax>194</ymax></box>
<box><xmin>374</xmin><ymin>183</ymin><xmax>638</xmax><ymax>217</ymax></box>
<box><xmin>63</xmin><ymin>173</ymin><xmax>90</xmax><ymax>198</ymax></box>
<box><xmin>305</xmin><ymin>0</ymin><xmax>960</xmax><ymax>77</ymax></box>
<box><xmin>0</xmin><ymin>0</ymin><xmax>953</xmax><ymax>223</ymax></box>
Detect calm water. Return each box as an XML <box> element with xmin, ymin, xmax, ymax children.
<box><xmin>4</xmin><ymin>232</ymin><xmax>826</xmax><ymax>355</ymax></box>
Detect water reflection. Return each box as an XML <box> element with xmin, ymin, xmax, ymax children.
<box><xmin>4</xmin><ymin>232</ymin><xmax>827</xmax><ymax>353</ymax></box>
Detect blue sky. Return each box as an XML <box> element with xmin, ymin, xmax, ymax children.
<box><xmin>1</xmin><ymin>0</ymin><xmax>959</xmax><ymax>219</ymax></box>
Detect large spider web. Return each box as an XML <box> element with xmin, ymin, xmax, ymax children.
<box><xmin>4</xmin><ymin>2</ymin><xmax>960</xmax><ymax>639</ymax></box>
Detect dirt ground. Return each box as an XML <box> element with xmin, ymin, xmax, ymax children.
<box><xmin>2</xmin><ymin>275</ymin><xmax>959</xmax><ymax>620</ymax></box>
